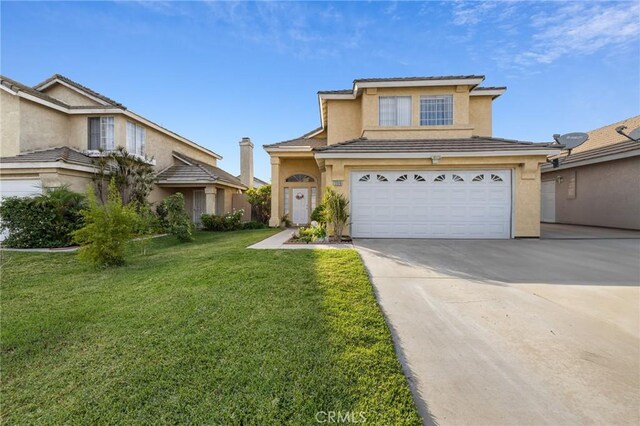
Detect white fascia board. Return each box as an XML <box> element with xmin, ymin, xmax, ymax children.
<box><xmin>37</xmin><ymin>78</ymin><xmax>110</xmax><ymax>106</ymax></box>
<box><xmin>354</xmin><ymin>78</ymin><xmax>485</xmax><ymax>90</ymax></box>
<box><xmin>470</xmin><ymin>89</ymin><xmax>506</xmax><ymax>97</ymax></box>
<box><xmin>0</xmin><ymin>161</ymin><xmax>98</xmax><ymax>174</ymax></box>
<box><xmin>264</xmin><ymin>146</ymin><xmax>313</xmax><ymax>153</ymax></box>
<box><xmin>541</xmin><ymin>149</ymin><xmax>640</xmax><ymax>172</ymax></box>
<box><xmin>0</xmin><ymin>84</ymin><xmax>18</xmax><ymax>95</ymax></box>
<box><xmin>122</xmin><ymin>110</ymin><xmax>222</xmax><ymax>160</ymax></box>
<box><xmin>17</xmin><ymin>92</ymin><xmax>70</xmax><ymax>113</ymax></box>
<box><xmin>305</xmin><ymin>128</ymin><xmax>325</xmax><ymax>138</ymax></box>
<box><xmin>68</xmin><ymin>108</ymin><xmax>124</xmax><ymax>114</ymax></box>
<box><xmin>318</xmin><ymin>93</ymin><xmax>357</xmax><ymax>100</ymax></box>
<box><xmin>315</xmin><ymin>149</ymin><xmax>561</xmax><ymax>159</ymax></box>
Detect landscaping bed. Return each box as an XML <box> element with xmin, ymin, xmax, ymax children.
<box><xmin>1</xmin><ymin>230</ymin><xmax>420</xmax><ymax>424</ymax></box>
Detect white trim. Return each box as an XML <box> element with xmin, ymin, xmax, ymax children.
<box><xmin>0</xmin><ymin>84</ymin><xmax>18</xmax><ymax>95</ymax></box>
<box><xmin>541</xmin><ymin>149</ymin><xmax>640</xmax><ymax>172</ymax></box>
<box><xmin>355</xmin><ymin>78</ymin><xmax>484</xmax><ymax>90</ymax></box>
<box><xmin>0</xmin><ymin>161</ymin><xmax>97</xmax><ymax>174</ymax></box>
<box><xmin>37</xmin><ymin>78</ymin><xmax>110</xmax><ymax>106</ymax></box>
<box><xmin>17</xmin><ymin>92</ymin><xmax>70</xmax><ymax>113</ymax></box>
<box><xmin>315</xmin><ymin>149</ymin><xmax>561</xmax><ymax>159</ymax></box>
<box><xmin>305</xmin><ymin>128</ymin><xmax>325</xmax><ymax>138</ymax></box>
<box><xmin>264</xmin><ymin>146</ymin><xmax>314</xmax><ymax>153</ymax></box>
<box><xmin>68</xmin><ymin>108</ymin><xmax>123</xmax><ymax>114</ymax></box>
<box><xmin>470</xmin><ymin>89</ymin><xmax>506</xmax><ymax>97</ymax></box>
<box><xmin>172</xmin><ymin>153</ymin><xmax>194</xmax><ymax>165</ymax></box>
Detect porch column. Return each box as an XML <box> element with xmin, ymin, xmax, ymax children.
<box><xmin>205</xmin><ymin>185</ymin><xmax>217</xmax><ymax>215</ymax></box>
<box><xmin>269</xmin><ymin>157</ymin><xmax>281</xmax><ymax>227</ymax></box>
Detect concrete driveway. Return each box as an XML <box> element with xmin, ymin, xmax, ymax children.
<box><xmin>354</xmin><ymin>236</ymin><xmax>640</xmax><ymax>425</ymax></box>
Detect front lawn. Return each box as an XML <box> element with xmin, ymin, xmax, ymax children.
<box><xmin>1</xmin><ymin>230</ymin><xmax>420</xmax><ymax>424</ymax></box>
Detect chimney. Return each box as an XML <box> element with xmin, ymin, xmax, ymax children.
<box><xmin>239</xmin><ymin>137</ymin><xmax>254</xmax><ymax>188</ymax></box>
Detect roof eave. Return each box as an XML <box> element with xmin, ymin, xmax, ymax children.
<box><xmin>314</xmin><ymin>149</ymin><xmax>561</xmax><ymax>159</ymax></box>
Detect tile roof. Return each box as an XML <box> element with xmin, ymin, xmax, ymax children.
<box><xmin>34</xmin><ymin>74</ymin><xmax>126</xmax><ymax>108</ymax></box>
<box><xmin>0</xmin><ymin>147</ymin><xmax>96</xmax><ymax>167</ymax></box>
<box><xmin>572</xmin><ymin>115</ymin><xmax>640</xmax><ymax>154</ymax></box>
<box><xmin>264</xmin><ymin>135</ymin><xmax>328</xmax><ymax>149</ymax></box>
<box><xmin>1</xmin><ymin>75</ymin><xmax>71</xmax><ymax>109</ymax></box>
<box><xmin>157</xmin><ymin>152</ymin><xmax>245</xmax><ymax>188</ymax></box>
<box><xmin>542</xmin><ymin>140</ymin><xmax>640</xmax><ymax>171</ymax></box>
<box><xmin>472</xmin><ymin>86</ymin><xmax>507</xmax><ymax>91</ymax></box>
<box><xmin>353</xmin><ymin>75</ymin><xmax>485</xmax><ymax>83</ymax></box>
<box><xmin>314</xmin><ymin>137</ymin><xmax>556</xmax><ymax>153</ymax></box>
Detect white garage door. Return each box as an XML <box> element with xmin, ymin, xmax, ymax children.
<box><xmin>351</xmin><ymin>170</ymin><xmax>512</xmax><ymax>239</ymax></box>
<box><xmin>0</xmin><ymin>179</ymin><xmax>42</xmax><ymax>241</ymax></box>
<box><xmin>540</xmin><ymin>180</ymin><xmax>556</xmax><ymax>223</ymax></box>
<box><xmin>0</xmin><ymin>179</ymin><xmax>43</xmax><ymax>200</ymax></box>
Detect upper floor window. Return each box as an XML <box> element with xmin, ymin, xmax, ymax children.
<box><xmin>420</xmin><ymin>95</ymin><xmax>453</xmax><ymax>126</ymax></box>
<box><xmin>126</xmin><ymin>122</ymin><xmax>146</xmax><ymax>156</ymax></box>
<box><xmin>88</xmin><ymin>117</ymin><xmax>115</xmax><ymax>150</ymax></box>
<box><xmin>379</xmin><ymin>96</ymin><xmax>412</xmax><ymax>127</ymax></box>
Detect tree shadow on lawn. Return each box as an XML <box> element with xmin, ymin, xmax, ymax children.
<box><xmin>1</xmin><ymin>230</ymin><xmax>423</xmax><ymax>424</ymax></box>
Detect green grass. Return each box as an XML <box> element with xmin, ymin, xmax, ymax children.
<box><xmin>1</xmin><ymin>230</ymin><xmax>420</xmax><ymax>425</ymax></box>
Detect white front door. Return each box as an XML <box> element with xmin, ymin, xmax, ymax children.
<box><xmin>291</xmin><ymin>188</ymin><xmax>309</xmax><ymax>225</ymax></box>
<box><xmin>351</xmin><ymin>170</ymin><xmax>512</xmax><ymax>239</ymax></box>
<box><xmin>193</xmin><ymin>189</ymin><xmax>206</xmax><ymax>225</ymax></box>
<box><xmin>541</xmin><ymin>180</ymin><xmax>556</xmax><ymax>223</ymax></box>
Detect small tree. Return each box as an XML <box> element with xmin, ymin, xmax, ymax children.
<box><xmin>162</xmin><ymin>192</ymin><xmax>194</xmax><ymax>242</ymax></box>
<box><xmin>93</xmin><ymin>147</ymin><xmax>156</xmax><ymax>206</ymax></box>
<box><xmin>322</xmin><ymin>186</ymin><xmax>349</xmax><ymax>241</ymax></box>
<box><xmin>73</xmin><ymin>179</ymin><xmax>138</xmax><ymax>267</ymax></box>
<box><xmin>245</xmin><ymin>184</ymin><xmax>271</xmax><ymax>224</ymax></box>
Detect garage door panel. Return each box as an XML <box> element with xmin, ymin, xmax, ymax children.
<box><xmin>351</xmin><ymin>170</ymin><xmax>511</xmax><ymax>239</ymax></box>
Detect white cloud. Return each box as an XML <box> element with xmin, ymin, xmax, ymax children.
<box><xmin>451</xmin><ymin>1</ymin><xmax>640</xmax><ymax>68</ymax></box>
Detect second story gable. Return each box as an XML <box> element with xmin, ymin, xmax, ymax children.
<box><xmin>0</xmin><ymin>74</ymin><xmax>221</xmax><ymax>170</ymax></box>
<box><xmin>318</xmin><ymin>75</ymin><xmax>506</xmax><ymax>145</ymax></box>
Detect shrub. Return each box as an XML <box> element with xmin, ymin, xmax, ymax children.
<box><xmin>242</xmin><ymin>221</ymin><xmax>267</xmax><ymax>230</ymax></box>
<box><xmin>281</xmin><ymin>214</ymin><xmax>292</xmax><ymax>228</ymax></box>
<box><xmin>72</xmin><ymin>180</ymin><xmax>138</xmax><ymax>267</ymax></box>
<box><xmin>310</xmin><ymin>205</ymin><xmax>325</xmax><ymax>224</ymax></box>
<box><xmin>245</xmin><ymin>184</ymin><xmax>271</xmax><ymax>224</ymax></box>
<box><xmin>162</xmin><ymin>193</ymin><xmax>193</xmax><ymax>242</ymax></box>
<box><xmin>155</xmin><ymin>201</ymin><xmax>170</xmax><ymax>232</ymax></box>
<box><xmin>293</xmin><ymin>223</ymin><xmax>326</xmax><ymax>243</ymax></box>
<box><xmin>0</xmin><ymin>185</ymin><xmax>86</xmax><ymax>248</ymax></box>
<box><xmin>201</xmin><ymin>210</ymin><xmax>244</xmax><ymax>232</ymax></box>
<box><xmin>323</xmin><ymin>186</ymin><xmax>349</xmax><ymax>241</ymax></box>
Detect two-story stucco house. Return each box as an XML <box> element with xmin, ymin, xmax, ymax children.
<box><xmin>265</xmin><ymin>75</ymin><xmax>560</xmax><ymax>239</ymax></box>
<box><xmin>0</xmin><ymin>74</ymin><xmax>253</xmax><ymax>224</ymax></box>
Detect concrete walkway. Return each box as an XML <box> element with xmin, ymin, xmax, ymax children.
<box><xmin>355</xmin><ymin>238</ymin><xmax>640</xmax><ymax>425</ymax></box>
<box><xmin>248</xmin><ymin>228</ymin><xmax>352</xmax><ymax>249</ymax></box>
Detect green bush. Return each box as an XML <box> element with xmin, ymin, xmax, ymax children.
<box><xmin>242</xmin><ymin>221</ymin><xmax>267</xmax><ymax>230</ymax></box>
<box><xmin>155</xmin><ymin>201</ymin><xmax>170</xmax><ymax>232</ymax></box>
<box><xmin>0</xmin><ymin>185</ymin><xmax>86</xmax><ymax>248</ymax></box>
<box><xmin>72</xmin><ymin>180</ymin><xmax>138</xmax><ymax>267</ymax></box>
<box><xmin>162</xmin><ymin>193</ymin><xmax>193</xmax><ymax>242</ymax></box>
<box><xmin>310</xmin><ymin>205</ymin><xmax>325</xmax><ymax>224</ymax></box>
<box><xmin>323</xmin><ymin>187</ymin><xmax>349</xmax><ymax>241</ymax></box>
<box><xmin>245</xmin><ymin>184</ymin><xmax>271</xmax><ymax>224</ymax></box>
<box><xmin>201</xmin><ymin>210</ymin><xmax>245</xmax><ymax>232</ymax></box>
<box><xmin>293</xmin><ymin>223</ymin><xmax>326</xmax><ymax>243</ymax></box>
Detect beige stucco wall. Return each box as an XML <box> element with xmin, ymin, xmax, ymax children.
<box><xmin>323</xmin><ymin>85</ymin><xmax>495</xmax><ymax>144</ymax></box>
<box><xmin>469</xmin><ymin>96</ymin><xmax>493</xmax><ymax>137</ymax></box>
<box><xmin>326</xmin><ymin>98</ymin><xmax>362</xmax><ymax>145</ymax></box>
<box><xmin>18</xmin><ymin>98</ymin><xmax>70</xmax><ymax>153</ymax></box>
<box><xmin>542</xmin><ymin>157</ymin><xmax>640</xmax><ymax>230</ymax></box>
<box><xmin>1</xmin><ymin>90</ymin><xmax>21</xmax><ymax>157</ymax></box>
<box><xmin>318</xmin><ymin>155</ymin><xmax>546</xmax><ymax>237</ymax></box>
<box><xmin>42</xmin><ymin>84</ymin><xmax>103</xmax><ymax>107</ymax></box>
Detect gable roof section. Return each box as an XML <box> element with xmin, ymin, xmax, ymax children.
<box><xmin>314</xmin><ymin>137</ymin><xmax>559</xmax><ymax>158</ymax></box>
<box><xmin>1</xmin><ymin>74</ymin><xmax>222</xmax><ymax>161</ymax></box>
<box><xmin>156</xmin><ymin>152</ymin><xmax>246</xmax><ymax>188</ymax></box>
<box><xmin>264</xmin><ymin>128</ymin><xmax>328</xmax><ymax>151</ymax></box>
<box><xmin>542</xmin><ymin>140</ymin><xmax>640</xmax><ymax>172</ymax></box>
<box><xmin>34</xmin><ymin>74</ymin><xmax>125</xmax><ymax>108</ymax></box>
<box><xmin>573</xmin><ymin>115</ymin><xmax>640</xmax><ymax>154</ymax></box>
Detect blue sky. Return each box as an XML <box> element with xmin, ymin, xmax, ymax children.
<box><xmin>2</xmin><ymin>1</ymin><xmax>639</xmax><ymax>180</ymax></box>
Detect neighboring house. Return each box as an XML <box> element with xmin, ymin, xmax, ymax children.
<box><xmin>264</xmin><ymin>75</ymin><xmax>560</xmax><ymax>238</ymax></box>
<box><xmin>0</xmin><ymin>74</ymin><xmax>253</xmax><ymax>225</ymax></box>
<box><xmin>541</xmin><ymin>116</ymin><xmax>640</xmax><ymax>230</ymax></box>
<box><xmin>237</xmin><ymin>175</ymin><xmax>268</xmax><ymax>188</ymax></box>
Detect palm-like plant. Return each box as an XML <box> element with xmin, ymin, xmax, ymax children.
<box><xmin>322</xmin><ymin>186</ymin><xmax>349</xmax><ymax>241</ymax></box>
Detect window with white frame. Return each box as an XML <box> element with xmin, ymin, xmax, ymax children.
<box><xmin>379</xmin><ymin>96</ymin><xmax>412</xmax><ymax>126</ymax></box>
<box><xmin>88</xmin><ymin>117</ymin><xmax>115</xmax><ymax>150</ymax></box>
<box><xmin>420</xmin><ymin>95</ymin><xmax>453</xmax><ymax>126</ymax></box>
<box><xmin>126</xmin><ymin>122</ymin><xmax>146</xmax><ymax>156</ymax></box>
